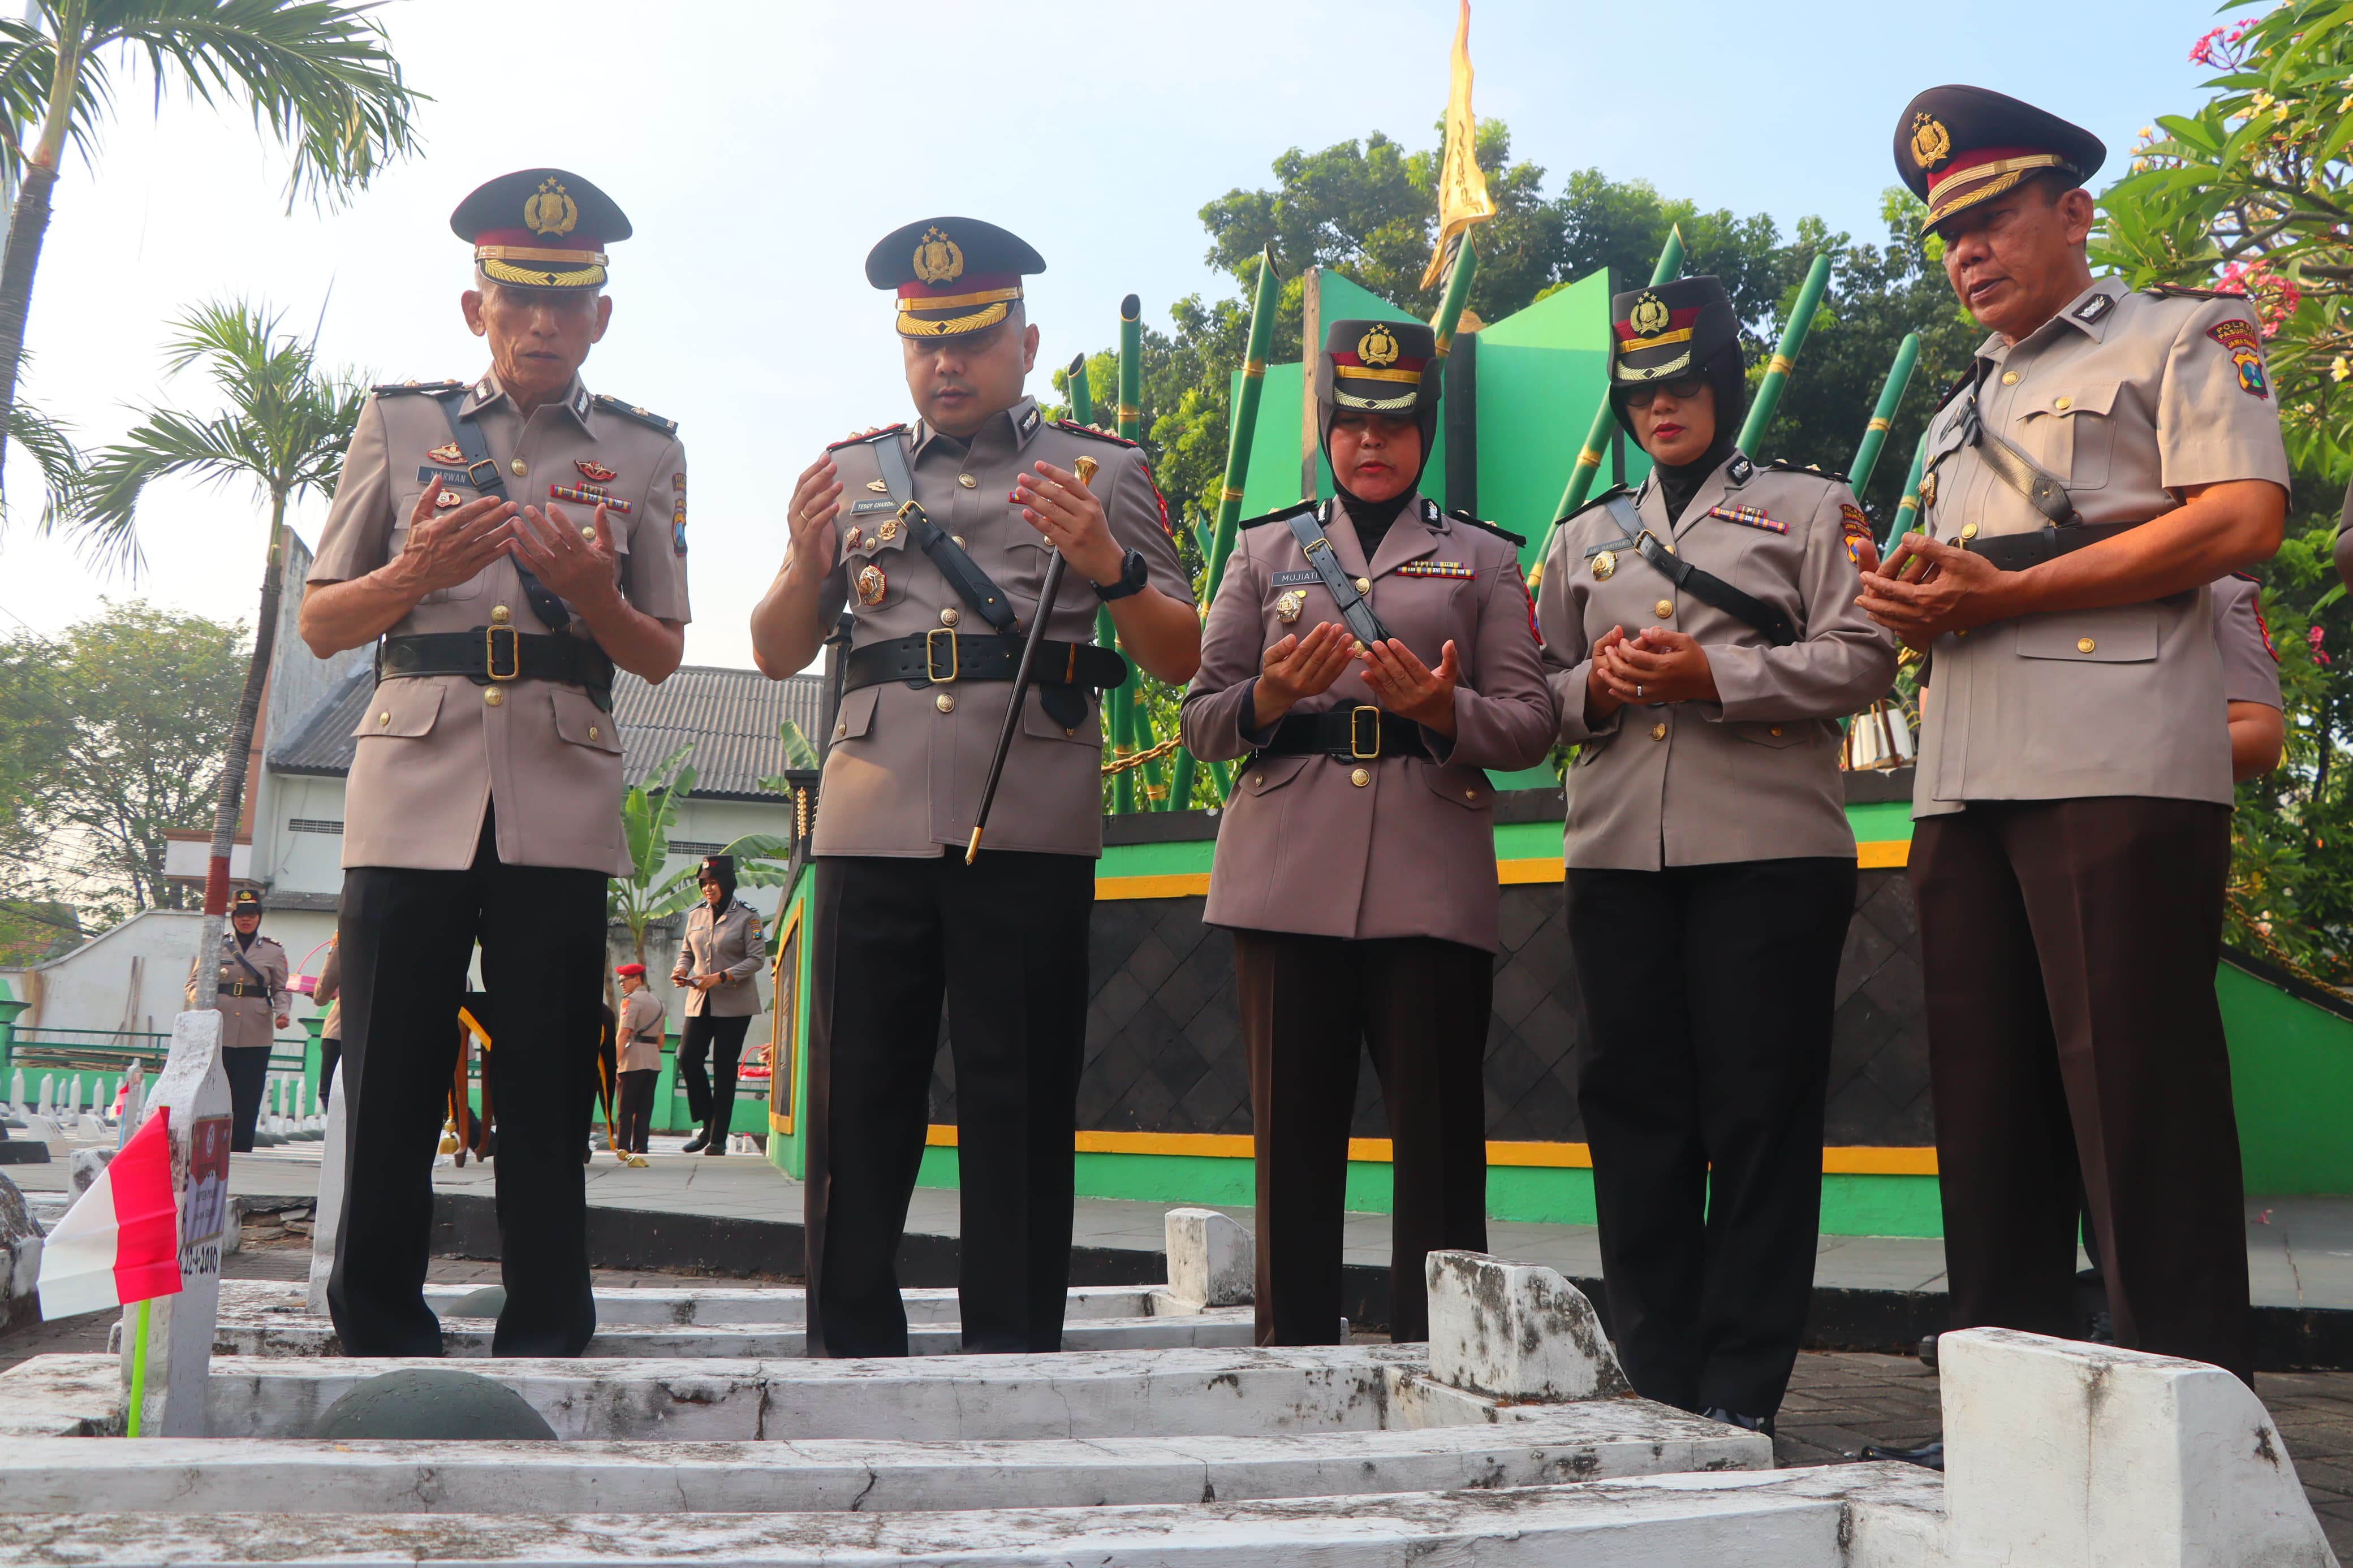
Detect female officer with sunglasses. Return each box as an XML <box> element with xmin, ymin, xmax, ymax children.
<box><xmin>1534</xmin><ymin>276</ymin><xmax>1895</xmax><ymax>1435</ymax></box>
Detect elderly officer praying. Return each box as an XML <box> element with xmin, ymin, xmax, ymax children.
<box><xmin>750</xmin><ymin>218</ymin><xmax>1198</xmax><ymax>1358</ymax></box>
<box><xmin>298</xmin><ymin>168</ymin><xmax>691</xmax><ymax>1358</ymax></box>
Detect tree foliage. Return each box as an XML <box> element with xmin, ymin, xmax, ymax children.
<box><xmin>0</xmin><ymin>601</ymin><xmax>245</xmax><ymax>926</ymax></box>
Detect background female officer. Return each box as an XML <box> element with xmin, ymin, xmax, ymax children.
<box><xmin>1536</xmin><ymin>276</ymin><xmax>1895</xmax><ymax>1432</ymax></box>
<box><xmin>1182</xmin><ymin>318</ymin><xmax>1554</xmax><ymax>1345</ymax></box>
<box><xmin>669</xmin><ymin>855</ymin><xmax>764</xmax><ymax>1154</ymax></box>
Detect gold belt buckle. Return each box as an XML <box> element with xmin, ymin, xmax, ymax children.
<box><xmin>1349</xmin><ymin>705</ymin><xmax>1381</xmax><ymax>760</ymax></box>
<box><xmin>924</xmin><ymin>627</ymin><xmax>959</xmax><ymax>683</ymax></box>
<box><xmin>485</xmin><ymin>624</ymin><xmax>522</xmax><ymax>681</ymax></box>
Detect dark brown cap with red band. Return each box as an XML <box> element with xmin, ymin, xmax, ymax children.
<box><xmin>865</xmin><ymin>217</ymin><xmax>1046</xmax><ymax>340</ymax></box>
<box><xmin>1894</xmin><ymin>85</ymin><xmax>2105</xmax><ymax>234</ymax></box>
<box><xmin>450</xmin><ymin>168</ymin><xmax>631</xmax><ymax>291</ymax></box>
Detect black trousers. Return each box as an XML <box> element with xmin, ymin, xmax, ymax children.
<box><xmin>679</xmin><ymin>1013</ymin><xmax>752</xmax><ymax>1143</ymax></box>
<box><xmin>318</xmin><ymin>1036</ymin><xmax>342</xmax><ymax>1110</ymax></box>
<box><xmin>1233</xmin><ymin>931</ymin><xmax>1490</xmax><ymax>1346</ymax></box>
<box><xmin>804</xmin><ymin>851</ymin><xmax>1092</xmax><ymax>1357</ymax></box>
<box><xmin>1567</xmin><ymin>856</ymin><xmax>1856</xmax><ymax>1420</ymax></box>
<box><xmin>327</xmin><ymin>819</ymin><xmax>606</xmax><ymax>1358</ymax></box>
<box><xmin>617</xmin><ymin>1068</ymin><xmax>657</xmax><ymax>1153</ymax></box>
<box><xmin>223</xmin><ymin>1046</ymin><xmax>272</xmax><ymax>1152</ymax></box>
<box><xmin>1912</xmin><ymin>798</ymin><xmax>2251</xmax><ymax>1383</ymax></box>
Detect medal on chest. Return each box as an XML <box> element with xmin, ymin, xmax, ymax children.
<box><xmin>856</xmin><ymin>562</ymin><xmax>888</xmax><ymax>606</ymax></box>
<box><xmin>1275</xmin><ymin>589</ymin><xmax>1305</xmax><ymax>623</ymax></box>
<box><xmin>1591</xmin><ymin>548</ymin><xmax>1616</xmax><ymax>581</ymax></box>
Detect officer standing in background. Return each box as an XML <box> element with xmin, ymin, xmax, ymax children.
<box><xmin>749</xmin><ymin>217</ymin><xmax>1199</xmax><ymax>1357</ymax></box>
<box><xmin>1860</xmin><ymin>88</ymin><xmax>2289</xmax><ymax>1384</ymax></box>
<box><xmin>614</xmin><ymin>962</ymin><xmax>665</xmax><ymax>1158</ymax></box>
<box><xmin>1180</xmin><ymin>318</ymin><xmax>1554</xmax><ymax>1346</ymax></box>
<box><xmin>187</xmin><ymin>888</ymin><xmax>290</xmax><ymax>1152</ymax></box>
<box><xmin>669</xmin><ymin>854</ymin><xmax>765</xmax><ymax>1155</ymax></box>
<box><xmin>298</xmin><ymin>167</ymin><xmax>691</xmax><ymax>1358</ymax></box>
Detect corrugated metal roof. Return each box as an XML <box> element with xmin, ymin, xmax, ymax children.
<box><xmin>270</xmin><ymin>663</ymin><xmax>824</xmax><ymax>802</ymax></box>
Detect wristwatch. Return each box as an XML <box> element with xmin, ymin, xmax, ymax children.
<box><xmin>1093</xmin><ymin>547</ymin><xmax>1150</xmax><ymax>602</ymax></box>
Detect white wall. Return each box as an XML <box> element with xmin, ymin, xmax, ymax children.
<box><xmin>1</xmin><ymin>909</ymin><xmax>204</xmax><ymax>1038</ymax></box>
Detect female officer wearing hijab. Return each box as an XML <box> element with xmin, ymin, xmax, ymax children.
<box><xmin>1534</xmin><ymin>276</ymin><xmax>1895</xmax><ymax>1432</ymax></box>
<box><xmin>1182</xmin><ymin>318</ymin><xmax>1555</xmax><ymax>1345</ymax></box>
<box><xmin>669</xmin><ymin>855</ymin><xmax>765</xmax><ymax>1154</ymax></box>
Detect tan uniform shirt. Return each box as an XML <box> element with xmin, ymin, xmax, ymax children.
<box><xmin>1181</xmin><ymin>498</ymin><xmax>1554</xmax><ymax>951</ymax></box>
<box><xmin>811</xmin><ymin>400</ymin><xmax>1192</xmax><ymax>858</ymax></box>
<box><xmin>617</xmin><ymin>988</ymin><xmax>667</xmax><ymax>1072</ymax></box>
<box><xmin>2213</xmin><ymin>574</ymin><xmax>2283</xmax><ymax>709</ymax></box>
<box><xmin>1911</xmin><ymin>277</ymin><xmax>2290</xmax><ymax>818</ymax></box>
<box><xmin>313</xmin><ymin>946</ymin><xmax>342</xmax><ymax>1042</ymax></box>
<box><xmin>307</xmin><ymin>371</ymin><xmax>694</xmax><ymax>873</ymax></box>
<box><xmin>670</xmin><ymin>899</ymin><xmax>765</xmax><ymax>1018</ymax></box>
<box><xmin>1538</xmin><ymin>457</ymin><xmax>1898</xmax><ymax>870</ymax></box>
<box><xmin>187</xmin><ymin>933</ymin><xmax>290</xmax><ymax>1052</ymax></box>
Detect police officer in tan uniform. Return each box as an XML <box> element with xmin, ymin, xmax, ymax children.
<box><xmin>299</xmin><ymin>168</ymin><xmax>692</xmax><ymax>1358</ymax></box>
<box><xmin>669</xmin><ymin>854</ymin><xmax>765</xmax><ymax>1154</ymax></box>
<box><xmin>1860</xmin><ymin>89</ymin><xmax>2289</xmax><ymax>1384</ymax></box>
<box><xmin>187</xmin><ymin>888</ymin><xmax>291</xmax><ymax>1152</ymax></box>
<box><xmin>750</xmin><ymin>217</ymin><xmax>1199</xmax><ymax>1356</ymax></box>
<box><xmin>1537</xmin><ymin>277</ymin><xmax>1896</xmax><ymax>1430</ymax></box>
<box><xmin>1182</xmin><ymin>318</ymin><xmax>1553</xmax><ymax>1345</ymax></box>
<box><xmin>614</xmin><ymin>962</ymin><xmax>664</xmax><ymax>1159</ymax></box>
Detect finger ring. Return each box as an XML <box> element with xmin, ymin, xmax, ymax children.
<box><xmin>1636</xmin><ymin>684</ymin><xmax>1644</xmax><ymax>699</ymax></box>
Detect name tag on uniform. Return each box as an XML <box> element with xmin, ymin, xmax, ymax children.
<box><xmin>1271</xmin><ymin>570</ymin><xmax>1317</xmax><ymax>586</ymax></box>
<box><xmin>1705</xmin><ymin>503</ymin><xmax>1786</xmax><ymax>534</ymax></box>
<box><xmin>416</xmin><ymin>465</ymin><xmax>477</xmax><ymax>489</ymax></box>
<box><xmin>1396</xmin><ymin>560</ymin><xmax>1474</xmax><ymax>580</ymax></box>
<box><xmin>851</xmin><ymin>498</ymin><xmax>897</xmax><ymax>513</ymax></box>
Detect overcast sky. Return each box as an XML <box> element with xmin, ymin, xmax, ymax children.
<box><xmin>0</xmin><ymin>0</ymin><xmax>2227</xmax><ymax>671</ymax></box>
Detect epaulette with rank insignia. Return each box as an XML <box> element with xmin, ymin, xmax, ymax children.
<box><xmin>1442</xmin><ymin>505</ymin><xmax>1527</xmax><ymax>549</ymax></box>
<box><xmin>1765</xmin><ymin>457</ymin><xmax>1852</xmax><ymax>486</ymax></box>
<box><xmin>1237</xmin><ymin>500</ymin><xmax>1316</xmax><ymax>532</ymax></box>
<box><xmin>591</xmin><ymin>394</ymin><xmax>678</xmax><ymax>435</ymax></box>
<box><xmin>826</xmin><ymin>423</ymin><xmax>906</xmax><ymax>451</ymax></box>
<box><xmin>1554</xmin><ymin>482</ymin><xmax>1629</xmax><ymax>529</ymax></box>
<box><xmin>2144</xmin><ymin>282</ymin><xmax>2234</xmax><ymax>302</ymax></box>
<box><xmin>1054</xmin><ymin>418</ymin><xmax>1139</xmax><ymax>448</ymax></box>
<box><xmin>370</xmin><ymin>379</ymin><xmax>467</xmax><ymax>398</ymax></box>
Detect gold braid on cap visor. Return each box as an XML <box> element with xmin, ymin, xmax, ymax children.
<box><xmin>895</xmin><ymin>286</ymin><xmax>1023</xmax><ymax>339</ymax></box>
<box><xmin>1332</xmin><ymin>382</ymin><xmax>1419</xmax><ymax>413</ymax></box>
<box><xmin>1926</xmin><ymin>153</ymin><xmax>2067</xmax><ymax>227</ymax></box>
<box><xmin>477</xmin><ymin>246</ymin><xmax>607</xmax><ymax>289</ymax></box>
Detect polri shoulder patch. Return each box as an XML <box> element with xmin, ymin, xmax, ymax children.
<box><xmin>1237</xmin><ymin>501</ymin><xmax>1317</xmax><ymax>532</ymax></box>
<box><xmin>371</xmin><ymin>379</ymin><xmax>468</xmax><ymax>398</ymax></box>
<box><xmin>2206</xmin><ymin>317</ymin><xmax>2271</xmax><ymax>400</ymax></box>
<box><xmin>1443</xmin><ymin>507</ymin><xmax>1527</xmax><ymax>549</ymax></box>
<box><xmin>591</xmin><ymin>394</ymin><xmax>679</xmax><ymax>435</ymax></box>
<box><xmin>1054</xmin><ymin>418</ymin><xmax>1140</xmax><ymax>448</ymax></box>
<box><xmin>826</xmin><ymin>422</ymin><xmax>907</xmax><ymax>451</ymax></box>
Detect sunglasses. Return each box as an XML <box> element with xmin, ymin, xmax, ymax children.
<box><xmin>1622</xmin><ymin>373</ymin><xmax>1709</xmax><ymax>409</ymax></box>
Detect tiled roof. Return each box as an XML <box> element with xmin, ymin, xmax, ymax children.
<box><xmin>269</xmin><ymin>663</ymin><xmax>823</xmax><ymax>802</ymax></box>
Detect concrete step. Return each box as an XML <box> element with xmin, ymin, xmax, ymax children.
<box><xmin>216</xmin><ymin>1278</ymin><xmax>1216</xmax><ymax>1328</ymax></box>
<box><xmin>205</xmin><ymin>1311</ymin><xmax>1261</xmax><ymax>1359</ymax></box>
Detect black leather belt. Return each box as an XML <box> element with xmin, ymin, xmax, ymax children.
<box><xmin>376</xmin><ymin>629</ymin><xmax>615</xmax><ymax>707</ymax></box>
<box><xmin>217</xmin><ymin>982</ymin><xmax>266</xmax><ymax>999</ymax></box>
<box><xmin>1962</xmin><ymin>520</ymin><xmax>2142</xmax><ymax>573</ymax></box>
<box><xmin>1253</xmin><ymin>706</ymin><xmax>1431</xmax><ymax>762</ymax></box>
<box><xmin>841</xmin><ymin>632</ymin><xmax>1129</xmax><ymax>693</ymax></box>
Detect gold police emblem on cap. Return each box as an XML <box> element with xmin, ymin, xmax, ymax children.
<box><xmin>1357</xmin><ymin>324</ymin><xmax>1400</xmax><ymax>367</ymax></box>
<box><xmin>1629</xmin><ymin>292</ymin><xmax>1670</xmax><ymax>338</ymax></box>
<box><xmin>524</xmin><ymin>176</ymin><xmax>578</xmax><ymax>238</ymax></box>
<box><xmin>1911</xmin><ymin>113</ymin><xmax>1952</xmax><ymax>172</ymax></box>
<box><xmin>1592</xmin><ymin>548</ymin><xmax>1616</xmax><ymax>581</ymax></box>
<box><xmin>913</xmin><ymin>226</ymin><xmax>965</xmax><ymax>285</ymax></box>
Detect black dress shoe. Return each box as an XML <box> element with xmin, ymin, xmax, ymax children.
<box><xmin>1860</xmin><ymin>1439</ymin><xmax>1945</xmax><ymax>1470</ymax></box>
<box><xmin>1701</xmin><ymin>1407</ymin><xmax>1775</xmax><ymax>1438</ymax></box>
<box><xmin>680</xmin><ymin>1129</ymin><xmax>709</xmax><ymax>1154</ymax></box>
<box><xmin>703</xmin><ymin>1136</ymin><xmax>727</xmax><ymax>1155</ymax></box>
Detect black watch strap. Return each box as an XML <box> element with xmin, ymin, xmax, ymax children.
<box><xmin>1093</xmin><ymin>546</ymin><xmax>1150</xmax><ymax>602</ymax></box>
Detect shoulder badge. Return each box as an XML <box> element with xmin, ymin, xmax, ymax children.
<box><xmin>1443</xmin><ymin>507</ymin><xmax>1527</xmax><ymax>549</ymax></box>
<box><xmin>2206</xmin><ymin>317</ymin><xmax>2272</xmax><ymax>400</ymax></box>
<box><xmin>1236</xmin><ymin>500</ymin><xmax>1317</xmax><ymax>532</ymax></box>
<box><xmin>826</xmin><ymin>422</ymin><xmax>907</xmax><ymax>452</ymax></box>
<box><xmin>370</xmin><ymin>379</ymin><xmax>468</xmax><ymax>398</ymax></box>
<box><xmin>590</xmin><ymin>394</ymin><xmax>678</xmax><ymax>435</ymax></box>
<box><xmin>1054</xmin><ymin>417</ymin><xmax>1140</xmax><ymax>448</ymax></box>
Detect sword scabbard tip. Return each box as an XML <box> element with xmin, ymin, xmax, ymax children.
<box><xmin>965</xmin><ymin>827</ymin><xmax>983</xmax><ymax>865</ymax></box>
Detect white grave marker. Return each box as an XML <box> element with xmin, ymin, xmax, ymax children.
<box><xmin>120</xmin><ymin>1009</ymin><xmax>232</xmax><ymax>1437</ymax></box>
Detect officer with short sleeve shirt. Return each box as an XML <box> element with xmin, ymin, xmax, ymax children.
<box><xmin>750</xmin><ymin>218</ymin><xmax>1200</xmax><ymax>1358</ymax></box>
<box><xmin>1860</xmin><ymin>89</ymin><xmax>2290</xmax><ymax>1384</ymax></box>
<box><xmin>298</xmin><ymin>168</ymin><xmax>691</xmax><ymax>1359</ymax></box>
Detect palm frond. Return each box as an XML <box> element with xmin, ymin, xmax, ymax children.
<box><xmin>0</xmin><ymin>399</ymin><xmax>94</xmax><ymax>561</ymax></box>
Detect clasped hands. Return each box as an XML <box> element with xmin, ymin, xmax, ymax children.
<box><xmin>780</xmin><ymin>453</ymin><xmax>1124</xmax><ymax>586</ymax></box>
<box><xmin>1253</xmin><ymin>620</ymin><xmax>1459</xmax><ymax>738</ymax></box>
<box><xmin>1854</xmin><ymin>532</ymin><xmax>2011</xmax><ymax>650</ymax></box>
<box><xmin>394</xmin><ymin>476</ymin><xmax>622</xmax><ymax>608</ymax></box>
<box><xmin>1583</xmin><ymin>625</ymin><xmax>1717</xmax><ymax>723</ymax></box>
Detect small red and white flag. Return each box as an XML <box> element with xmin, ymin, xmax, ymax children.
<box><xmin>37</xmin><ymin>1109</ymin><xmax>180</xmax><ymax>1320</ymax></box>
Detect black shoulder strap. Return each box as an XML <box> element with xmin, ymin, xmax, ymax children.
<box><xmin>1603</xmin><ymin>492</ymin><xmax>1798</xmax><ymax>647</ymax></box>
<box><xmin>226</xmin><ymin>938</ymin><xmax>270</xmax><ymax>991</ymax></box>
<box><xmin>1285</xmin><ymin>504</ymin><xmax>1391</xmax><ymax>646</ymax></box>
<box><xmin>869</xmin><ymin>431</ymin><xmax>1019</xmax><ymax>633</ymax></box>
<box><xmin>428</xmin><ymin>391</ymin><xmax>575</xmax><ymax>633</ymax></box>
<box><xmin>1928</xmin><ymin>373</ymin><xmax>2079</xmax><ymax>528</ymax></box>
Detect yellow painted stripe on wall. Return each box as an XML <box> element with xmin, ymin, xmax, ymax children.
<box><xmin>1857</xmin><ymin>840</ymin><xmax>1911</xmax><ymax>869</ymax></box>
<box><xmin>1099</xmin><ymin>844</ymin><xmax>1912</xmax><ymax>900</ymax></box>
<box><xmin>1096</xmin><ymin>872</ymin><xmax>1213</xmax><ymax>900</ymax></box>
<box><xmin>925</xmin><ymin>1124</ymin><xmax>1934</xmax><ymax>1176</ymax></box>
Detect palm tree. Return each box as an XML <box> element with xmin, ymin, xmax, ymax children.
<box><xmin>0</xmin><ymin>1</ymin><xmax>420</xmax><ymax>482</ymax></box>
<box><xmin>611</xmin><ymin>742</ymin><xmax>794</xmax><ymax>970</ymax></box>
<box><xmin>65</xmin><ymin>297</ymin><xmax>365</xmax><ymax>987</ymax></box>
